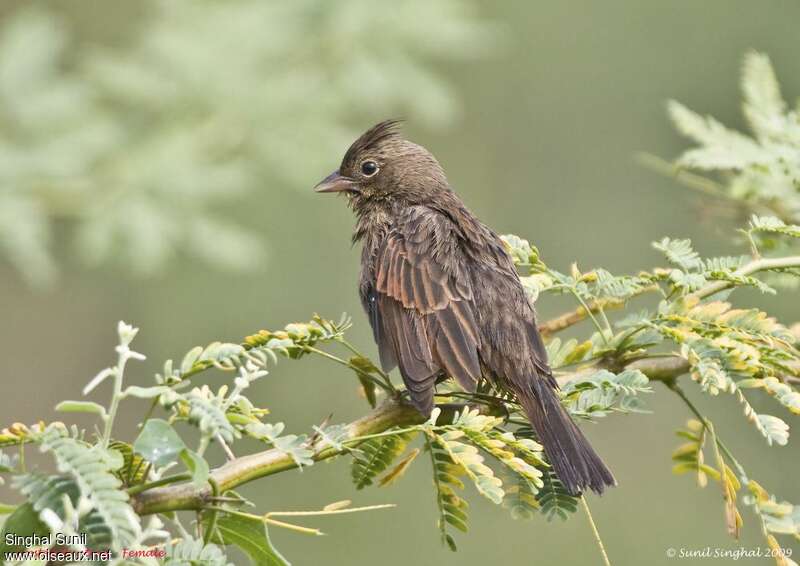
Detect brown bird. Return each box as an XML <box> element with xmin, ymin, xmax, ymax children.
<box><xmin>315</xmin><ymin>120</ymin><xmax>615</xmax><ymax>494</ymax></box>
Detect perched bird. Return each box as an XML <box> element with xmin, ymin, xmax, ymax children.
<box><xmin>315</xmin><ymin>120</ymin><xmax>615</xmax><ymax>495</ymax></box>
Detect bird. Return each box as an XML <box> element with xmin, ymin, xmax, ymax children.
<box><xmin>314</xmin><ymin>120</ymin><xmax>615</xmax><ymax>495</ymax></box>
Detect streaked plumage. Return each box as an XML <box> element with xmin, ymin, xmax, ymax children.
<box><xmin>315</xmin><ymin>121</ymin><xmax>615</xmax><ymax>495</ymax></box>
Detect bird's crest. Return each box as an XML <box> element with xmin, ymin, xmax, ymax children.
<box><xmin>343</xmin><ymin>119</ymin><xmax>403</xmax><ymax>165</ymax></box>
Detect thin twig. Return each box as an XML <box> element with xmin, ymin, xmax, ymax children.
<box><xmin>127</xmin><ymin>453</ymin><xmax>147</xmax><ymax>486</ymax></box>
<box><xmin>18</xmin><ymin>440</ymin><xmax>25</xmax><ymax>474</ymax></box>
<box><xmin>127</xmin><ymin>473</ymin><xmax>193</xmax><ymax>496</ymax></box>
<box><xmin>563</xmin><ymin>286</ymin><xmax>610</xmax><ymax>345</ymax></box>
<box><xmin>339</xmin><ymin>338</ymin><xmax>395</xmax><ymax>388</ymax></box>
<box><xmin>140</xmin><ymin>399</ymin><xmax>159</xmax><ymax>429</ymax></box>
<box><xmin>426</xmin><ymin>435</ymin><xmax>449</xmax><ymax>548</ymax></box>
<box><xmin>304</xmin><ymin>345</ymin><xmax>393</xmax><ymax>393</ymax></box>
<box><xmin>689</xmin><ymin>255</ymin><xmax>800</xmax><ymax>301</ymax></box>
<box><xmin>216</xmin><ymin>434</ymin><xmax>236</xmax><ymax>462</ymax></box>
<box><xmin>265</xmin><ymin>503</ymin><xmax>396</xmax><ymax>518</ymax></box>
<box><xmin>206</xmin><ymin>507</ymin><xmax>323</xmax><ymax>536</ymax></box>
<box><xmin>666</xmin><ymin>382</ymin><xmax>747</xmax><ymax>479</ymax></box>
<box><xmin>539</xmin><ymin>253</ymin><xmax>800</xmax><ymax>339</ymax></box>
<box><xmin>637</xmin><ymin>153</ymin><xmax>731</xmax><ymax>200</ymax></box>
<box><xmin>581</xmin><ymin>496</ymin><xmax>612</xmax><ymax>566</ymax></box>
<box><xmin>203</xmin><ymin>478</ymin><xmax>221</xmax><ymax>545</ymax></box>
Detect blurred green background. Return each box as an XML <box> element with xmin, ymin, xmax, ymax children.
<box><xmin>1</xmin><ymin>1</ymin><xmax>799</xmax><ymax>564</ymax></box>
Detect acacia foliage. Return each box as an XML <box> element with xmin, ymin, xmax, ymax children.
<box><xmin>0</xmin><ymin>51</ymin><xmax>799</xmax><ymax>565</ymax></box>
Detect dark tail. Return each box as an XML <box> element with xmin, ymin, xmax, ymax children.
<box><xmin>518</xmin><ymin>379</ymin><xmax>616</xmax><ymax>495</ymax></box>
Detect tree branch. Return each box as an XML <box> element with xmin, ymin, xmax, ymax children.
<box><xmin>689</xmin><ymin>255</ymin><xmax>800</xmax><ymax>300</ymax></box>
<box><xmin>133</xmin><ymin>253</ymin><xmax>800</xmax><ymax>516</ymax></box>
<box><xmin>625</xmin><ymin>356</ymin><xmax>689</xmax><ymax>381</ymax></box>
<box><xmin>538</xmin><ymin>255</ymin><xmax>800</xmax><ymax>337</ymax></box>
<box><xmin>539</xmin><ymin>299</ymin><xmax>624</xmax><ymax>337</ymax></box>
<box><xmin>132</xmin><ymin>355</ymin><xmax>691</xmax><ymax>516</ymax></box>
<box><xmin>132</xmin><ymin>399</ymin><xmax>421</xmax><ymax>515</ymax></box>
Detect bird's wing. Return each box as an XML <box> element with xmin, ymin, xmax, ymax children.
<box><xmin>361</xmin><ymin>283</ymin><xmax>398</xmax><ymax>373</ymax></box>
<box><xmin>371</xmin><ymin>207</ymin><xmax>481</xmax><ymax>413</ymax></box>
<box><xmin>486</xmin><ymin>237</ymin><xmax>555</xmax><ymax>383</ymax></box>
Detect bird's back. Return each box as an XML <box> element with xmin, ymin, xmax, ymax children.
<box><xmin>358</xmin><ymin>194</ymin><xmax>553</xmax><ymax>396</ymax></box>
<box><xmin>443</xmin><ymin>201</ymin><xmax>555</xmax><ymax>390</ymax></box>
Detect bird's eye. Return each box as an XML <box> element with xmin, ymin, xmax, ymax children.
<box><xmin>360</xmin><ymin>160</ymin><xmax>379</xmax><ymax>177</ymax></box>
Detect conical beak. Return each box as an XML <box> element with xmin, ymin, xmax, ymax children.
<box><xmin>314</xmin><ymin>171</ymin><xmax>357</xmax><ymax>194</ymax></box>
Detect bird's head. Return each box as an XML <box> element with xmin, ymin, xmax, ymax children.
<box><xmin>314</xmin><ymin>120</ymin><xmax>449</xmax><ymax>210</ymax></box>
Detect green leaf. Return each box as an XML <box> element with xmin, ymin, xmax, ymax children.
<box><xmin>562</xmin><ymin>369</ymin><xmax>651</xmax><ymax>418</ymax></box>
<box><xmin>352</xmin><ymin>432</ymin><xmax>416</xmax><ymax>489</ymax></box>
<box><xmin>357</xmin><ymin>373</ymin><xmax>377</xmax><ymax>407</ymax></box>
<box><xmin>500</xmin><ymin>234</ymin><xmax>535</xmax><ymax>266</ymax></box>
<box><xmin>379</xmin><ymin>448</ymin><xmax>420</xmax><ymax>487</ymax></box>
<box><xmin>35</xmin><ymin>429</ymin><xmax>140</xmax><ymax>549</ymax></box>
<box><xmin>741</xmin><ymin>52</ymin><xmax>787</xmax><ymax>140</ymax></box>
<box><xmin>427</xmin><ymin>438</ymin><xmax>469</xmax><ymax>552</ymax></box>
<box><xmin>102</xmin><ymin>447</ymin><xmax>125</xmax><ymax>471</ymax></box>
<box><xmin>535</xmin><ymin>468</ymin><xmax>579</xmax><ymax>521</ymax></box>
<box><xmin>180</xmin><ymin>449</ymin><xmax>210</xmax><ymax>487</ymax></box>
<box><xmin>181</xmin><ymin>346</ymin><xmax>204</xmax><ymax>374</ymax></box>
<box><xmin>11</xmin><ymin>474</ymin><xmax>114</xmax><ymax>549</ymax></box>
<box><xmin>244</xmin><ymin>422</ymin><xmax>313</xmax><ymax>468</ymax></box>
<box><xmin>0</xmin><ymin>502</ymin><xmax>47</xmax><ymax>554</ymax></box>
<box><xmin>206</xmin><ymin>513</ymin><xmax>291</xmax><ymax>566</ymax></box>
<box><xmin>749</xmin><ymin>215</ymin><xmax>800</xmax><ymax>239</ymax></box>
<box><xmin>653</xmin><ymin>237</ymin><xmax>702</xmax><ymax>271</ymax></box>
<box><xmin>756</xmin><ymin>414</ymin><xmax>789</xmax><ymax>447</ymax></box>
<box><xmin>502</xmin><ymin>474</ymin><xmax>540</xmax><ymax>520</ymax></box>
<box><xmin>547</xmin><ymin>338</ymin><xmax>581</xmax><ymax>369</ymax></box>
<box><xmin>0</xmin><ymin>450</ymin><xmax>17</xmax><ymax>473</ymax></box>
<box><xmin>348</xmin><ymin>355</ymin><xmax>380</xmax><ymax>375</ymax></box>
<box><xmin>165</xmin><ymin>535</ymin><xmax>232</xmax><ymax>566</ymax></box>
<box><xmin>55</xmin><ymin>400</ymin><xmax>107</xmax><ymax>417</ymax></box>
<box><xmin>272</xmin><ymin>435</ymin><xmax>314</xmax><ymax>468</ymax></box>
<box><xmin>133</xmin><ymin>418</ymin><xmax>186</xmax><ymax>467</ymax></box>
<box><xmin>668</xmin><ymin>269</ymin><xmax>707</xmax><ymax>291</ymax></box>
<box><xmin>109</xmin><ymin>440</ymin><xmax>149</xmax><ymax>485</ymax></box>
<box><xmin>349</xmin><ymin>356</ymin><xmax>380</xmax><ymax>408</ymax></box>
<box><xmin>123</xmin><ymin>385</ymin><xmax>171</xmax><ymax>399</ymax></box>
<box><xmin>667</xmin><ymin>100</ymin><xmax>767</xmax><ymax>169</ymax></box>
<box><xmin>184</xmin><ymin>388</ymin><xmax>238</xmax><ymax>444</ymax></box>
